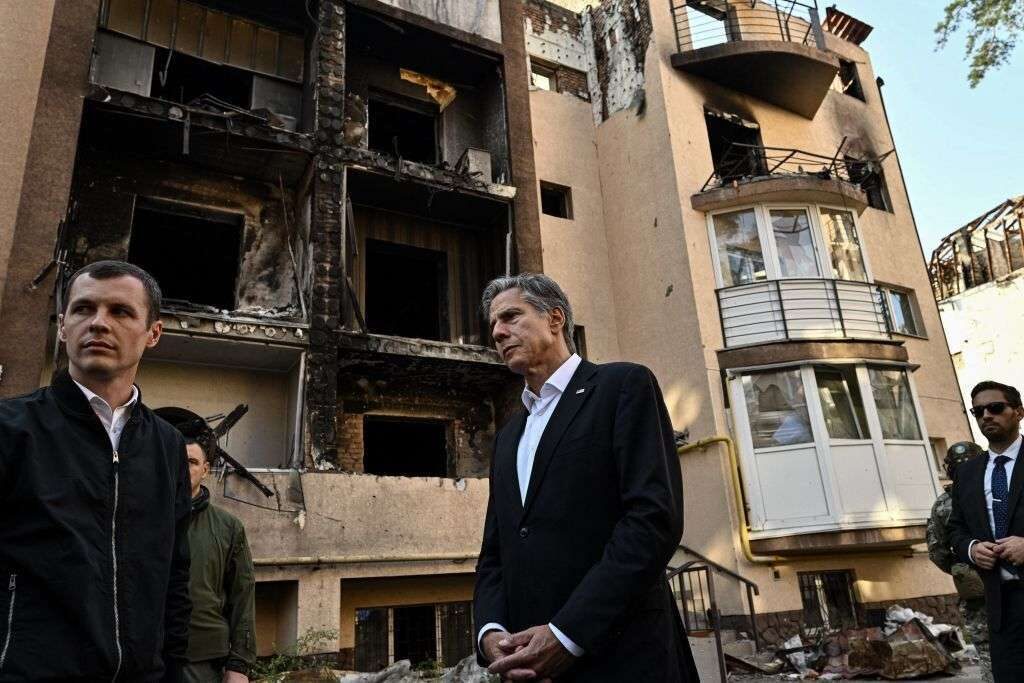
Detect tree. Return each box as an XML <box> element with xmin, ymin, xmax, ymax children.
<box><xmin>935</xmin><ymin>0</ymin><xmax>1024</xmax><ymax>87</ymax></box>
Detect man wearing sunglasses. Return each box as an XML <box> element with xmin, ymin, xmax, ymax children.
<box><xmin>950</xmin><ymin>381</ymin><xmax>1024</xmax><ymax>681</ymax></box>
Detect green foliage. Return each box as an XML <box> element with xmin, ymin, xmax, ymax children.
<box><xmin>249</xmin><ymin>627</ymin><xmax>339</xmax><ymax>680</ymax></box>
<box><xmin>412</xmin><ymin>658</ymin><xmax>442</xmax><ymax>676</ymax></box>
<box><xmin>935</xmin><ymin>0</ymin><xmax>1024</xmax><ymax>86</ymax></box>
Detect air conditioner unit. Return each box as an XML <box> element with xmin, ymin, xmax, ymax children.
<box><xmin>456</xmin><ymin>148</ymin><xmax>492</xmax><ymax>183</ymax></box>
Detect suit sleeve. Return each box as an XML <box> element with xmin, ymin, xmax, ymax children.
<box><xmin>224</xmin><ymin>520</ymin><xmax>257</xmax><ymax>673</ymax></box>
<box><xmin>551</xmin><ymin>365</ymin><xmax>683</xmax><ymax>652</ymax></box>
<box><xmin>473</xmin><ymin>436</ymin><xmax>508</xmax><ymax>665</ymax></box>
<box><xmin>949</xmin><ymin>475</ymin><xmax>977</xmax><ymax>566</ymax></box>
<box><xmin>162</xmin><ymin>438</ymin><xmax>192</xmax><ymax>683</ymax></box>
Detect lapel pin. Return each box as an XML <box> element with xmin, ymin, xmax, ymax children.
<box><xmin>576</xmin><ymin>388</ymin><xmax>586</xmax><ymax>394</ymax></box>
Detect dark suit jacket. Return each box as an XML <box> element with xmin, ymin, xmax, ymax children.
<box><xmin>950</xmin><ymin>448</ymin><xmax>1024</xmax><ymax>632</ymax></box>
<box><xmin>473</xmin><ymin>360</ymin><xmax>698</xmax><ymax>682</ymax></box>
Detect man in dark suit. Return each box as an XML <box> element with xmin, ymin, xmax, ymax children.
<box><xmin>950</xmin><ymin>380</ymin><xmax>1024</xmax><ymax>681</ymax></box>
<box><xmin>473</xmin><ymin>273</ymin><xmax>697</xmax><ymax>682</ymax></box>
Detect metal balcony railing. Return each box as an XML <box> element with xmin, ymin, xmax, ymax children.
<box><xmin>670</xmin><ymin>0</ymin><xmax>826</xmax><ymax>54</ymax></box>
<box><xmin>701</xmin><ymin>140</ymin><xmax>857</xmax><ymax>192</ymax></box>
<box><xmin>717</xmin><ymin>278</ymin><xmax>892</xmax><ymax>348</ymax></box>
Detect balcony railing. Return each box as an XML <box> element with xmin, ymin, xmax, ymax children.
<box><xmin>716</xmin><ymin>278</ymin><xmax>892</xmax><ymax>348</ymax></box>
<box><xmin>702</xmin><ymin>140</ymin><xmax>857</xmax><ymax>192</ymax></box>
<box><xmin>671</xmin><ymin>0</ymin><xmax>826</xmax><ymax>53</ymax></box>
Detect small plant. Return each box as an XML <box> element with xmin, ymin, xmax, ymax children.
<box><xmin>250</xmin><ymin>627</ymin><xmax>339</xmax><ymax>680</ymax></box>
<box><xmin>412</xmin><ymin>658</ymin><xmax>442</xmax><ymax>676</ymax></box>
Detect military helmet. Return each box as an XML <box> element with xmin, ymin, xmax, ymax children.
<box><xmin>944</xmin><ymin>441</ymin><xmax>985</xmax><ymax>479</ymax></box>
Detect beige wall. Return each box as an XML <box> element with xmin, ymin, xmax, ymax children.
<box><xmin>0</xmin><ymin>1</ymin><xmax>55</xmax><ymax>307</ymax></box>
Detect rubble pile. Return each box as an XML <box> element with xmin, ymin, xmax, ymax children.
<box><xmin>254</xmin><ymin>656</ymin><xmax>497</xmax><ymax>683</ymax></box>
<box><xmin>729</xmin><ymin>605</ymin><xmax>973</xmax><ymax>680</ymax></box>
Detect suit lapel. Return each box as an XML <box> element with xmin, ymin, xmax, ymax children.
<box><xmin>497</xmin><ymin>411</ymin><xmax>528</xmax><ymax>517</ymax></box>
<box><xmin>1004</xmin><ymin>447</ymin><xmax>1024</xmax><ymax>528</ymax></box>
<box><xmin>521</xmin><ymin>361</ymin><xmax>599</xmax><ymax>518</ymax></box>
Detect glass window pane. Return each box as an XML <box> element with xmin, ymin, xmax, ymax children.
<box><xmin>770</xmin><ymin>209</ymin><xmax>820</xmax><ymax>278</ymax></box>
<box><xmin>814</xmin><ymin>366</ymin><xmax>868</xmax><ymax>439</ymax></box>
<box><xmin>887</xmin><ymin>290</ymin><xmax>919</xmax><ymax>336</ymax></box>
<box><xmin>713</xmin><ymin>209</ymin><xmax>766</xmax><ymax>286</ymax></box>
<box><xmin>742</xmin><ymin>369</ymin><xmax>813</xmax><ymax>449</ymax></box>
<box><xmin>868</xmin><ymin>368</ymin><xmax>922</xmax><ymax>440</ymax></box>
<box><xmin>146</xmin><ymin>0</ymin><xmax>177</xmax><ymax>48</ymax></box>
<box><xmin>201</xmin><ymin>10</ymin><xmax>229</xmax><ymax>63</ymax></box>
<box><xmin>228</xmin><ymin>18</ymin><xmax>255</xmax><ymax>69</ymax></box>
<box><xmin>279</xmin><ymin>33</ymin><xmax>305</xmax><ymax>81</ymax></box>
<box><xmin>105</xmin><ymin>0</ymin><xmax>146</xmax><ymax>37</ymax></box>
<box><xmin>820</xmin><ymin>208</ymin><xmax>867</xmax><ymax>281</ymax></box>
<box><xmin>255</xmin><ymin>27</ymin><xmax>279</xmax><ymax>75</ymax></box>
<box><xmin>175</xmin><ymin>1</ymin><xmax>204</xmax><ymax>56</ymax></box>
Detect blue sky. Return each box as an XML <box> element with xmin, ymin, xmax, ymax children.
<box><xmin>836</xmin><ymin>0</ymin><xmax>1024</xmax><ymax>254</ymax></box>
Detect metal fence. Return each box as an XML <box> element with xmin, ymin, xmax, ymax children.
<box><xmin>670</xmin><ymin>0</ymin><xmax>825</xmax><ymax>53</ymax></box>
<box><xmin>702</xmin><ymin>140</ymin><xmax>857</xmax><ymax>191</ymax></box>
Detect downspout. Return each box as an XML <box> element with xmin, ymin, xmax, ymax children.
<box><xmin>677</xmin><ymin>437</ymin><xmax>783</xmax><ymax>564</ymax></box>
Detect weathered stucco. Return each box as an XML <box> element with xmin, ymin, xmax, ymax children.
<box><xmin>372</xmin><ymin>0</ymin><xmax>502</xmax><ymax>44</ymax></box>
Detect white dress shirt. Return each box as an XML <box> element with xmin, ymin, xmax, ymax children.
<box><xmin>969</xmin><ymin>435</ymin><xmax>1022</xmax><ymax>581</ymax></box>
<box><xmin>73</xmin><ymin>380</ymin><xmax>139</xmax><ymax>452</ymax></box>
<box><xmin>478</xmin><ymin>354</ymin><xmax>585</xmax><ymax>659</ymax></box>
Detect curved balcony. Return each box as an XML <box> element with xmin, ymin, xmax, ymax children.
<box><xmin>716</xmin><ymin>278</ymin><xmax>892</xmax><ymax>349</ymax></box>
<box><xmin>692</xmin><ymin>142</ymin><xmax>869</xmax><ymax>213</ymax></box>
<box><xmin>669</xmin><ymin>0</ymin><xmax>839</xmax><ymax>118</ymax></box>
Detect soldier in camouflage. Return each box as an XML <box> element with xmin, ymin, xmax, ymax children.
<box><xmin>928</xmin><ymin>441</ymin><xmax>991</xmax><ymax>682</ymax></box>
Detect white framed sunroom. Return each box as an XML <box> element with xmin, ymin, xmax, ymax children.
<box><xmin>726</xmin><ymin>360</ymin><xmax>942</xmax><ymax>538</ymax></box>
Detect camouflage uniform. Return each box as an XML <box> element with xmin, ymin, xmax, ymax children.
<box><xmin>928</xmin><ymin>487</ymin><xmax>992</xmax><ymax>681</ymax></box>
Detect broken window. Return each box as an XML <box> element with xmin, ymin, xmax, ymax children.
<box><xmin>880</xmin><ymin>287</ymin><xmax>924</xmax><ymax>337</ymax></box>
<box><xmin>368</xmin><ymin>93</ymin><xmax>439</xmax><ymax>164</ymax></box>
<box><xmin>868</xmin><ymin>367</ymin><xmax>922</xmax><ymax>440</ymax></box>
<box><xmin>704</xmin><ymin>109</ymin><xmax>766</xmax><ymax>183</ymax></box>
<box><xmin>712</xmin><ymin>209</ymin><xmax>766</xmax><ymax>286</ymax></box>
<box><xmin>365</xmin><ymin>239</ymin><xmax>448</xmax><ymax>341</ymax></box>
<box><xmin>127</xmin><ymin>200</ymin><xmax>243</xmax><ymax>311</ymax></box>
<box><xmin>540</xmin><ymin>181</ymin><xmax>573</xmax><ymax>219</ymax></box>
<box><xmin>363</xmin><ymin>417</ymin><xmax>449</xmax><ymax>477</ymax></box>
<box><xmin>799</xmin><ymin>571</ymin><xmax>858</xmax><ymax>631</ymax></box>
<box><xmin>254</xmin><ymin>580</ymin><xmax>298</xmax><ymax>656</ymax></box>
<box><xmin>819</xmin><ymin>208</ymin><xmax>867</xmax><ymax>282</ymax></box>
<box><xmin>814</xmin><ymin>366</ymin><xmax>869</xmax><ymax>440</ymax></box>
<box><xmin>530</xmin><ymin>60</ymin><xmax>556</xmax><ymax>91</ymax></box>
<box><xmin>832</xmin><ymin>59</ymin><xmax>865</xmax><ymax>101</ymax></box>
<box><xmin>845</xmin><ymin>156</ymin><xmax>892</xmax><ymax>212</ymax></box>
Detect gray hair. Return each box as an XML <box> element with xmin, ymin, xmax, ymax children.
<box><xmin>481</xmin><ymin>273</ymin><xmax>576</xmax><ymax>354</ymax></box>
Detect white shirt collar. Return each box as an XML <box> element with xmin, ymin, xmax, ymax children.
<box><xmin>521</xmin><ymin>354</ymin><xmax>582</xmax><ymax>412</ymax></box>
<box><xmin>990</xmin><ymin>434</ymin><xmax>1023</xmax><ymax>461</ymax></box>
<box><xmin>72</xmin><ymin>379</ymin><xmax>139</xmax><ymax>414</ymax></box>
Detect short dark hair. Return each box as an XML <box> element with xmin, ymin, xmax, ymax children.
<box><xmin>63</xmin><ymin>260</ymin><xmax>162</xmax><ymax>325</ymax></box>
<box><xmin>970</xmin><ymin>380</ymin><xmax>1022</xmax><ymax>407</ymax></box>
<box><xmin>184</xmin><ymin>435</ymin><xmax>215</xmax><ymax>465</ymax></box>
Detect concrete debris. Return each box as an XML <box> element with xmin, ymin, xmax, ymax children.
<box><xmin>730</xmin><ymin>606</ymin><xmax>963</xmax><ymax>680</ymax></box>
<box><xmin>266</xmin><ymin>656</ymin><xmax>497</xmax><ymax>682</ymax></box>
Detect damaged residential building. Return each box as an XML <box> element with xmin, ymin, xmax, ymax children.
<box><xmin>0</xmin><ymin>0</ymin><xmax>973</xmax><ymax>676</ymax></box>
<box><xmin>929</xmin><ymin>196</ymin><xmax>1024</xmax><ymax>443</ymax></box>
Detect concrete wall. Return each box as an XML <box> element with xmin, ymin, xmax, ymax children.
<box><xmin>939</xmin><ymin>271</ymin><xmax>1024</xmax><ymax>442</ymax></box>
<box><xmin>374</xmin><ymin>0</ymin><xmax>502</xmax><ymax>44</ymax></box>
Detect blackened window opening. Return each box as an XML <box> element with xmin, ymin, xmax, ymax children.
<box><xmin>150</xmin><ymin>48</ymin><xmax>252</xmax><ymax>109</ymax></box>
<box><xmin>845</xmin><ymin>156</ymin><xmax>892</xmax><ymax>212</ymax></box>
<box><xmin>798</xmin><ymin>570</ymin><xmax>858</xmax><ymax>631</ymax></box>
<box><xmin>368</xmin><ymin>97</ymin><xmax>439</xmax><ymax>164</ymax></box>
<box><xmin>393</xmin><ymin>605</ymin><xmax>438</xmax><ymax>668</ymax></box>
<box><xmin>363</xmin><ymin>417</ymin><xmax>449</xmax><ymax>477</ymax></box>
<box><xmin>365</xmin><ymin>239</ymin><xmax>448</xmax><ymax>341</ymax></box>
<box><xmin>836</xmin><ymin>60</ymin><xmax>865</xmax><ymax>101</ymax></box>
<box><xmin>540</xmin><ymin>182</ymin><xmax>573</xmax><ymax>219</ymax></box>
<box><xmin>127</xmin><ymin>203</ymin><xmax>242</xmax><ymax>310</ymax></box>
<box><xmin>705</xmin><ymin>111</ymin><xmax>766</xmax><ymax>183</ymax></box>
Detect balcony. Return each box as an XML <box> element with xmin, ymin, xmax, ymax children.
<box><xmin>669</xmin><ymin>0</ymin><xmax>839</xmax><ymax>118</ymax></box>
<box><xmin>717</xmin><ymin>278</ymin><xmax>892</xmax><ymax>349</ymax></box>
<box><xmin>693</xmin><ymin>142</ymin><xmax>869</xmax><ymax>213</ymax></box>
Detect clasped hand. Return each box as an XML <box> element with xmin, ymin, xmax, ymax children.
<box><xmin>973</xmin><ymin>535</ymin><xmax>1024</xmax><ymax>569</ymax></box>
<box><xmin>483</xmin><ymin>625</ymin><xmax>575</xmax><ymax>681</ymax></box>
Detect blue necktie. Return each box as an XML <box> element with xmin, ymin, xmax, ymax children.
<box><xmin>993</xmin><ymin>455</ymin><xmax>1011</xmax><ymax>540</ymax></box>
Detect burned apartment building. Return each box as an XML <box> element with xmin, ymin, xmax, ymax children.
<box><xmin>0</xmin><ymin>0</ymin><xmax>976</xmax><ymax>675</ymax></box>
<box><xmin>0</xmin><ymin>0</ymin><xmax>542</xmax><ymax>669</ymax></box>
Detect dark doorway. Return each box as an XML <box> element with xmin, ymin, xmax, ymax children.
<box><xmin>368</xmin><ymin>95</ymin><xmax>439</xmax><ymax>164</ymax></box>
<box><xmin>127</xmin><ymin>201</ymin><xmax>243</xmax><ymax>310</ymax></box>
<box><xmin>363</xmin><ymin>417</ymin><xmax>449</xmax><ymax>477</ymax></box>
<box><xmin>393</xmin><ymin>605</ymin><xmax>437</xmax><ymax>668</ymax></box>
<box><xmin>365</xmin><ymin>239</ymin><xmax>447</xmax><ymax>341</ymax></box>
<box><xmin>704</xmin><ymin>109</ymin><xmax>766</xmax><ymax>183</ymax></box>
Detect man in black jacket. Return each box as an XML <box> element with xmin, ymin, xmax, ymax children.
<box><xmin>950</xmin><ymin>380</ymin><xmax>1024</xmax><ymax>681</ymax></box>
<box><xmin>474</xmin><ymin>273</ymin><xmax>697</xmax><ymax>682</ymax></box>
<box><xmin>0</xmin><ymin>260</ymin><xmax>192</xmax><ymax>681</ymax></box>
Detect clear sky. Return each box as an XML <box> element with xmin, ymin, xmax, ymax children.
<box><xmin>835</xmin><ymin>0</ymin><xmax>1024</xmax><ymax>254</ymax></box>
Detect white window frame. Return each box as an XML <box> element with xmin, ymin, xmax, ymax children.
<box><xmin>727</xmin><ymin>360</ymin><xmax>941</xmax><ymax>537</ymax></box>
<box><xmin>707</xmin><ymin>202</ymin><xmax>874</xmax><ymax>289</ymax></box>
<box><xmin>880</xmin><ymin>286</ymin><xmax>925</xmax><ymax>338</ymax></box>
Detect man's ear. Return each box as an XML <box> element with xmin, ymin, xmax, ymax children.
<box><xmin>57</xmin><ymin>313</ymin><xmax>67</xmax><ymax>342</ymax></box>
<box><xmin>548</xmin><ymin>307</ymin><xmax>565</xmax><ymax>334</ymax></box>
<box><xmin>146</xmin><ymin>320</ymin><xmax>163</xmax><ymax>348</ymax></box>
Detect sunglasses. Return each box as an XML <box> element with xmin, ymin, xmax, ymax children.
<box><xmin>970</xmin><ymin>402</ymin><xmax>1010</xmax><ymax>418</ymax></box>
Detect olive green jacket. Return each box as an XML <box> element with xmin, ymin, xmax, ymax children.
<box><xmin>928</xmin><ymin>486</ymin><xmax>985</xmax><ymax>601</ymax></box>
<box><xmin>187</xmin><ymin>486</ymin><xmax>256</xmax><ymax>672</ymax></box>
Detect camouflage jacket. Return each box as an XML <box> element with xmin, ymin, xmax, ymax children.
<box><xmin>928</xmin><ymin>488</ymin><xmax>985</xmax><ymax>600</ymax></box>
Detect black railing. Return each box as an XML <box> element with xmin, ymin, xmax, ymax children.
<box><xmin>670</xmin><ymin>0</ymin><xmax>826</xmax><ymax>54</ymax></box>
<box><xmin>716</xmin><ymin>278</ymin><xmax>892</xmax><ymax>348</ymax></box>
<box><xmin>668</xmin><ymin>547</ymin><xmax>761</xmax><ymax>683</ymax></box>
<box><xmin>702</xmin><ymin>140</ymin><xmax>856</xmax><ymax>192</ymax></box>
